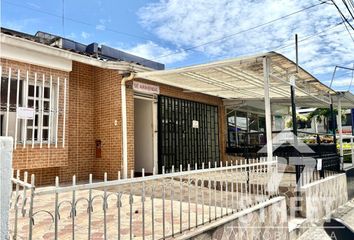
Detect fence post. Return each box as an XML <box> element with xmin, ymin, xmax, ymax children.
<box><xmin>351</xmin><ymin>137</ymin><xmax>354</xmax><ymax>167</ymax></box>
<box><xmin>0</xmin><ymin>137</ymin><xmax>13</xmax><ymax>240</ymax></box>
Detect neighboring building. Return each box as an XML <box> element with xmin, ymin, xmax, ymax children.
<box><xmin>342</xmin><ymin>109</ymin><xmax>353</xmax><ymax>135</ymax></box>
<box><xmin>0</xmin><ymin>28</ymin><xmax>225</xmax><ymax>184</ymax></box>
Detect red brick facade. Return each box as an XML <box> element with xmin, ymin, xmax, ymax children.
<box><xmin>3</xmin><ymin>59</ymin><xmax>226</xmax><ymax>185</ymax></box>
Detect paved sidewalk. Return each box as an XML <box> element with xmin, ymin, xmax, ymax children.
<box><xmin>297</xmin><ymin>198</ymin><xmax>354</xmax><ymax>240</ymax></box>
<box><xmin>9</xmin><ymin>177</ymin><xmax>261</xmax><ymax>239</ymax></box>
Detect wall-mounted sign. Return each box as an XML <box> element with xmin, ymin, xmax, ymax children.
<box><xmin>317</xmin><ymin>158</ymin><xmax>322</xmax><ymax>171</ymax></box>
<box><xmin>17</xmin><ymin>107</ymin><xmax>34</xmax><ymax>119</ymax></box>
<box><xmin>133</xmin><ymin>81</ymin><xmax>160</xmax><ymax>95</ymax></box>
<box><xmin>192</xmin><ymin>120</ymin><xmax>199</xmax><ymax>129</ymax></box>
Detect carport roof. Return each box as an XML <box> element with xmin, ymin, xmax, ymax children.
<box><xmin>135</xmin><ymin>52</ymin><xmax>340</xmax><ymax>107</ymax></box>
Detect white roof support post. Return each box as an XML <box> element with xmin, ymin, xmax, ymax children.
<box><xmin>337</xmin><ymin>98</ymin><xmax>343</xmax><ymax>169</ymax></box>
<box><xmin>263</xmin><ymin>57</ymin><xmax>273</xmax><ymax>161</ymax></box>
<box><xmin>121</xmin><ymin>73</ymin><xmax>135</xmax><ymax>179</ymax></box>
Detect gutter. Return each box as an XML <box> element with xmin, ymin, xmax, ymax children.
<box><xmin>121</xmin><ymin>72</ymin><xmax>135</xmax><ymax>179</ymax></box>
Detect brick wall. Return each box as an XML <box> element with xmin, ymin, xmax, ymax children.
<box><xmin>1</xmin><ymin>59</ymin><xmax>69</xmax><ymax>185</ymax></box>
<box><xmin>93</xmin><ymin>67</ymin><xmax>123</xmax><ymax>180</ymax></box>
<box><xmin>63</xmin><ymin>61</ymin><xmax>95</xmax><ymax>181</ymax></box>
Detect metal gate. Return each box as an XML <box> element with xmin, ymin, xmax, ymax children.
<box><xmin>158</xmin><ymin>95</ymin><xmax>220</xmax><ymax>173</ymax></box>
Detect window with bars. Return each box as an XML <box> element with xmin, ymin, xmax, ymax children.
<box><xmin>0</xmin><ymin>68</ymin><xmax>64</xmax><ymax>147</ymax></box>
<box><xmin>158</xmin><ymin>95</ymin><xmax>220</xmax><ymax>173</ymax></box>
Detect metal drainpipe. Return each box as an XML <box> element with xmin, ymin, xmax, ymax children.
<box><xmin>121</xmin><ymin>72</ymin><xmax>135</xmax><ymax>179</ymax></box>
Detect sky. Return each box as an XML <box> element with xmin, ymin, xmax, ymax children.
<box><xmin>1</xmin><ymin>0</ymin><xmax>354</xmax><ymax>92</ymax></box>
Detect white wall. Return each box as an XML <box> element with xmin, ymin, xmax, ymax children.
<box><xmin>134</xmin><ymin>98</ymin><xmax>154</xmax><ymax>173</ymax></box>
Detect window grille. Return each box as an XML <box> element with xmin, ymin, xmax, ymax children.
<box><xmin>0</xmin><ymin>66</ymin><xmax>66</xmax><ymax>148</ymax></box>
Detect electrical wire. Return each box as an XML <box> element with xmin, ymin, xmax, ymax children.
<box><xmin>350</xmin><ymin>0</ymin><xmax>354</xmax><ymax>13</ymax></box>
<box><xmin>273</xmin><ymin>22</ymin><xmax>345</xmax><ymax>51</ymax></box>
<box><xmin>4</xmin><ymin>0</ymin><xmax>332</xmax><ymax>65</ymax></box>
<box><xmin>340</xmin><ymin>14</ymin><xmax>354</xmax><ymax>42</ymax></box>
<box><xmin>142</xmin><ymin>1</ymin><xmax>328</xmax><ymax>62</ymax></box>
<box><xmin>346</xmin><ymin>0</ymin><xmax>354</xmax><ymax>14</ymax></box>
<box><xmin>2</xmin><ymin>0</ymin><xmax>153</xmax><ymax>41</ymax></box>
<box><xmin>4</xmin><ymin>0</ymin><xmax>350</xmax><ymax>73</ymax></box>
<box><xmin>341</xmin><ymin>0</ymin><xmax>354</xmax><ymax>21</ymax></box>
<box><xmin>4</xmin><ymin>0</ymin><xmax>327</xmax><ymax>52</ymax></box>
<box><xmin>331</xmin><ymin>0</ymin><xmax>354</xmax><ymax>30</ymax></box>
<box><xmin>176</xmin><ymin>21</ymin><xmax>347</xmax><ymax>68</ymax></box>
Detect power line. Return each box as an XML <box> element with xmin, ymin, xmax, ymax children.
<box><xmin>330</xmin><ymin>0</ymin><xmax>354</xmax><ymax>30</ymax></box>
<box><xmin>348</xmin><ymin>0</ymin><xmax>354</xmax><ymax>14</ymax></box>
<box><xmin>174</xmin><ymin>21</ymin><xmax>347</xmax><ymax>69</ymax></box>
<box><xmin>5</xmin><ymin>0</ymin><xmax>347</xmax><ymax>70</ymax></box>
<box><xmin>146</xmin><ymin>1</ymin><xmax>327</xmax><ymax>62</ymax></box>
<box><xmin>4</xmin><ymin>0</ymin><xmax>329</xmax><ymax>63</ymax></box>
<box><xmin>321</xmin><ymin>69</ymin><xmax>354</xmax><ymax>86</ymax></box>
<box><xmin>274</xmin><ymin>21</ymin><xmax>345</xmax><ymax>51</ymax></box>
<box><xmin>349</xmin><ymin>0</ymin><xmax>354</xmax><ymax>13</ymax></box>
<box><xmin>242</xmin><ymin>22</ymin><xmax>346</xmax><ymax>55</ymax></box>
<box><xmin>2</xmin><ymin>0</ymin><xmax>153</xmax><ymax>41</ymax></box>
<box><xmin>341</xmin><ymin>0</ymin><xmax>354</xmax><ymax>21</ymax></box>
<box><xmin>340</xmin><ymin>14</ymin><xmax>354</xmax><ymax>42</ymax></box>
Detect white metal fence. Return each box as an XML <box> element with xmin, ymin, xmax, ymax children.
<box><xmin>9</xmin><ymin>159</ymin><xmax>278</xmax><ymax>239</ymax></box>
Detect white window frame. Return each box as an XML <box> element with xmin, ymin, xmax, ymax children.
<box><xmin>22</xmin><ymin>80</ymin><xmax>58</xmax><ymax>145</ymax></box>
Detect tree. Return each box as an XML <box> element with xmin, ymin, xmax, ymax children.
<box><xmin>307</xmin><ymin>108</ymin><xmax>344</xmax><ymax>133</ymax></box>
<box><xmin>286</xmin><ymin>114</ymin><xmax>310</xmax><ymax>128</ymax></box>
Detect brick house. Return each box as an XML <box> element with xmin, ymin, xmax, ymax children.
<box><xmin>0</xmin><ymin>28</ymin><xmax>225</xmax><ymax>185</ymax></box>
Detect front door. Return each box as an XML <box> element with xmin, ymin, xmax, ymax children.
<box><xmin>158</xmin><ymin>95</ymin><xmax>220</xmax><ymax>173</ymax></box>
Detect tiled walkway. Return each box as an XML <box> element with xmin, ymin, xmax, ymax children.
<box><xmin>297</xmin><ymin>198</ymin><xmax>354</xmax><ymax>240</ymax></box>
<box><xmin>9</xmin><ymin>179</ymin><xmax>264</xmax><ymax>240</ymax></box>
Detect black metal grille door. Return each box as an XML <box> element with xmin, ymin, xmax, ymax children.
<box><xmin>158</xmin><ymin>95</ymin><xmax>220</xmax><ymax>173</ymax></box>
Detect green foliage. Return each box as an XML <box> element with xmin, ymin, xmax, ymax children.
<box><xmin>307</xmin><ymin>108</ymin><xmax>338</xmax><ymax>123</ymax></box>
<box><xmin>337</xmin><ymin>143</ymin><xmax>353</xmax><ymax>151</ymax></box>
<box><xmin>286</xmin><ymin>115</ymin><xmax>309</xmax><ymax>128</ymax></box>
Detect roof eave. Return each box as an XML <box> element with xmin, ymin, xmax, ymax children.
<box><xmin>0</xmin><ymin>33</ymin><xmax>154</xmax><ymax>73</ymax></box>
